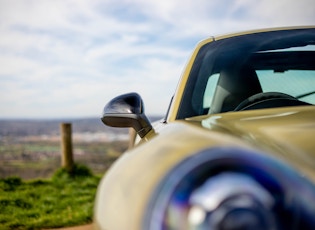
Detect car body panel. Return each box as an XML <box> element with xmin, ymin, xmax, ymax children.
<box><xmin>190</xmin><ymin>106</ymin><xmax>315</xmax><ymax>180</ymax></box>
<box><xmin>94</xmin><ymin>26</ymin><xmax>315</xmax><ymax>230</ymax></box>
<box><xmin>95</xmin><ymin>106</ymin><xmax>315</xmax><ymax>229</ymax></box>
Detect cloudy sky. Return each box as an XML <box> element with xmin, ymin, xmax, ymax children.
<box><xmin>0</xmin><ymin>0</ymin><xmax>314</xmax><ymax>119</ymax></box>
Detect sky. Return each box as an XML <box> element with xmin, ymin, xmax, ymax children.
<box><xmin>0</xmin><ymin>0</ymin><xmax>314</xmax><ymax>119</ymax></box>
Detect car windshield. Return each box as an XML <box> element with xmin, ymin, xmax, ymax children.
<box><xmin>177</xmin><ymin>28</ymin><xmax>315</xmax><ymax>119</ymax></box>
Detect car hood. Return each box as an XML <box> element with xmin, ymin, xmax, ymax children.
<box><xmin>187</xmin><ymin>106</ymin><xmax>315</xmax><ymax>180</ymax></box>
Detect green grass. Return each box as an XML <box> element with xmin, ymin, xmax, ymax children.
<box><xmin>0</xmin><ymin>165</ymin><xmax>101</xmax><ymax>230</ymax></box>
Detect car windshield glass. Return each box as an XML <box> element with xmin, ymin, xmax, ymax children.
<box><xmin>177</xmin><ymin>28</ymin><xmax>315</xmax><ymax>119</ymax></box>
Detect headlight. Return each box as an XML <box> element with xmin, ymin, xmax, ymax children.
<box><xmin>144</xmin><ymin>147</ymin><xmax>315</xmax><ymax>230</ymax></box>
<box><xmin>188</xmin><ymin>172</ymin><xmax>275</xmax><ymax>230</ymax></box>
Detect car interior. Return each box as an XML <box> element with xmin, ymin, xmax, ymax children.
<box><xmin>177</xmin><ymin>29</ymin><xmax>315</xmax><ymax>119</ymax></box>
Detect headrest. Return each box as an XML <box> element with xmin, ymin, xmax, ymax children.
<box><xmin>210</xmin><ymin>66</ymin><xmax>262</xmax><ymax>113</ymax></box>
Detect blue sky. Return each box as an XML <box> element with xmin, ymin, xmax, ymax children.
<box><xmin>0</xmin><ymin>0</ymin><xmax>314</xmax><ymax>118</ymax></box>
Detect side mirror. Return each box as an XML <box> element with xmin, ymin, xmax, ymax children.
<box><xmin>101</xmin><ymin>92</ymin><xmax>152</xmax><ymax>138</ymax></box>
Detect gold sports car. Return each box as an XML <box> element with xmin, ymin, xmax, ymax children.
<box><xmin>94</xmin><ymin>26</ymin><xmax>315</xmax><ymax>230</ymax></box>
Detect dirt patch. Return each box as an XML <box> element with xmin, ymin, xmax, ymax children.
<box><xmin>43</xmin><ymin>223</ymin><xmax>93</xmax><ymax>230</ymax></box>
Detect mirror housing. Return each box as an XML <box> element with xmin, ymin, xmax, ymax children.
<box><xmin>101</xmin><ymin>93</ymin><xmax>152</xmax><ymax>138</ymax></box>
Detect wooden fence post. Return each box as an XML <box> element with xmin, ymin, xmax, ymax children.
<box><xmin>60</xmin><ymin>123</ymin><xmax>74</xmax><ymax>172</ymax></box>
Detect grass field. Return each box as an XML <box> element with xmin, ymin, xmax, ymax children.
<box><xmin>0</xmin><ymin>165</ymin><xmax>100</xmax><ymax>230</ymax></box>
<box><xmin>0</xmin><ymin>137</ymin><xmax>129</xmax><ymax>229</ymax></box>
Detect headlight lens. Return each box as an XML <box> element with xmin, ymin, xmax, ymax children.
<box><xmin>187</xmin><ymin>172</ymin><xmax>276</xmax><ymax>230</ymax></box>
<box><xmin>144</xmin><ymin>147</ymin><xmax>315</xmax><ymax>230</ymax></box>
<box><xmin>172</xmin><ymin>172</ymin><xmax>275</xmax><ymax>230</ymax></box>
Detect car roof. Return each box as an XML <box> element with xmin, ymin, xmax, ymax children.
<box><xmin>213</xmin><ymin>26</ymin><xmax>315</xmax><ymax>41</ymax></box>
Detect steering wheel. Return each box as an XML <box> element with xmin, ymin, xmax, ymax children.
<box><xmin>234</xmin><ymin>92</ymin><xmax>304</xmax><ymax>111</ymax></box>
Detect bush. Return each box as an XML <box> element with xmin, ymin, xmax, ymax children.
<box><xmin>0</xmin><ymin>176</ymin><xmax>22</xmax><ymax>191</ymax></box>
<box><xmin>52</xmin><ymin>164</ymin><xmax>93</xmax><ymax>182</ymax></box>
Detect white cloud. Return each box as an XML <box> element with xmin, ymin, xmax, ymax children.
<box><xmin>0</xmin><ymin>0</ymin><xmax>314</xmax><ymax>118</ymax></box>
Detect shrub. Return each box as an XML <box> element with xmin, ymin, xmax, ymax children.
<box><xmin>0</xmin><ymin>176</ymin><xmax>22</xmax><ymax>191</ymax></box>
<box><xmin>52</xmin><ymin>164</ymin><xmax>93</xmax><ymax>182</ymax></box>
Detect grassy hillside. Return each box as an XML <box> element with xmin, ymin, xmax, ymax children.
<box><xmin>0</xmin><ymin>117</ymin><xmax>161</xmax><ymax>229</ymax></box>
<box><xmin>0</xmin><ymin>117</ymin><xmax>133</xmax><ymax>179</ymax></box>
<box><xmin>0</xmin><ymin>165</ymin><xmax>100</xmax><ymax>230</ymax></box>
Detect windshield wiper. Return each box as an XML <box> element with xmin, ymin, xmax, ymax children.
<box><xmin>296</xmin><ymin>91</ymin><xmax>315</xmax><ymax>99</ymax></box>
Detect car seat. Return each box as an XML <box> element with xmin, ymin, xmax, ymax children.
<box><xmin>209</xmin><ymin>66</ymin><xmax>263</xmax><ymax>114</ymax></box>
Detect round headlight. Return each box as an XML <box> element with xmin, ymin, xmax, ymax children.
<box><xmin>144</xmin><ymin>147</ymin><xmax>315</xmax><ymax>230</ymax></box>
<box><xmin>187</xmin><ymin>172</ymin><xmax>276</xmax><ymax>230</ymax></box>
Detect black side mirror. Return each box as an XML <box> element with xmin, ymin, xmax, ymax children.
<box><xmin>101</xmin><ymin>92</ymin><xmax>152</xmax><ymax>138</ymax></box>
